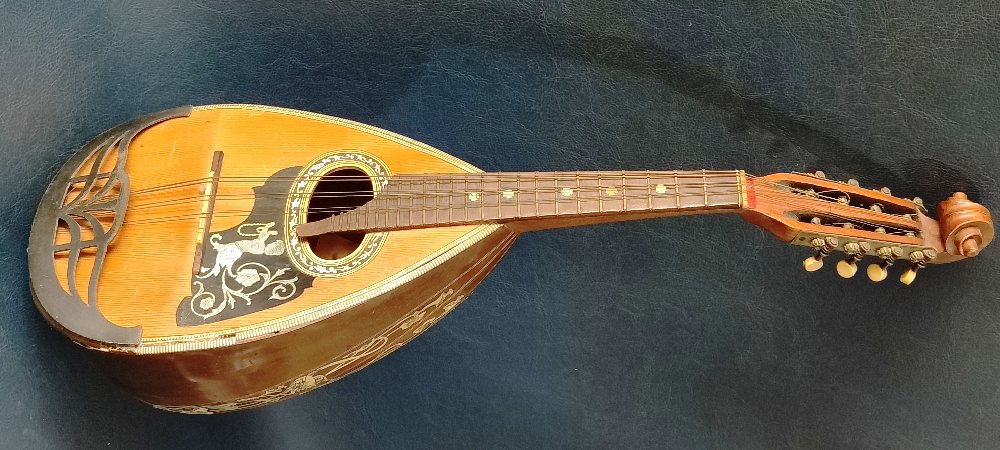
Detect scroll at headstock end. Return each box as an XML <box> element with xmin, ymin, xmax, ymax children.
<box><xmin>934</xmin><ymin>192</ymin><xmax>994</xmax><ymax>260</ymax></box>
<box><xmin>741</xmin><ymin>171</ymin><xmax>993</xmax><ymax>284</ymax></box>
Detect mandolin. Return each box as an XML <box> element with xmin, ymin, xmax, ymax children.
<box><xmin>29</xmin><ymin>105</ymin><xmax>993</xmax><ymax>414</ymax></box>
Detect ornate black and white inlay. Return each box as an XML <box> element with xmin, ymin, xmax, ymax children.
<box><xmin>284</xmin><ymin>152</ymin><xmax>390</xmax><ymax>277</ymax></box>
<box><xmin>177</xmin><ymin>168</ymin><xmax>315</xmax><ymax>326</ymax></box>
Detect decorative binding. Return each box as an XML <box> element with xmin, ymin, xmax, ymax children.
<box><xmin>28</xmin><ymin>106</ymin><xmax>192</xmax><ymax>346</ymax></box>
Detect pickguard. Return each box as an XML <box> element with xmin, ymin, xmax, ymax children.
<box><xmin>176</xmin><ymin>167</ymin><xmax>315</xmax><ymax>326</ymax></box>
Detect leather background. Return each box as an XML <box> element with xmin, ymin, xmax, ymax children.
<box><xmin>1</xmin><ymin>1</ymin><xmax>998</xmax><ymax>448</ymax></box>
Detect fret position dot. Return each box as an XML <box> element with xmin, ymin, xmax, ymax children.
<box><xmin>655</xmin><ymin>184</ymin><xmax>667</xmax><ymax>194</ymax></box>
<box><xmin>560</xmin><ymin>187</ymin><xmax>574</xmax><ymax>197</ymax></box>
<box><xmin>502</xmin><ymin>189</ymin><xmax>515</xmax><ymax>199</ymax></box>
<box><xmin>468</xmin><ymin>192</ymin><xmax>480</xmax><ymax>202</ymax></box>
<box><xmin>606</xmin><ymin>187</ymin><xmax>618</xmax><ymax>196</ymax></box>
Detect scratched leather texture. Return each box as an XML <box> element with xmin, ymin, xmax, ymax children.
<box><xmin>1</xmin><ymin>1</ymin><xmax>998</xmax><ymax>448</ymax></box>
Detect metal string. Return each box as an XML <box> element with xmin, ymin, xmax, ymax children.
<box><xmin>59</xmin><ymin>173</ymin><xmax>919</xmax><ymax>238</ymax></box>
<box><xmin>77</xmin><ymin>174</ymin><xmax>746</xmax><ymax>220</ymax></box>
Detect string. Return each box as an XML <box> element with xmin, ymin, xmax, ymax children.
<box><xmin>73</xmin><ymin>169</ymin><xmax>866</xmax><ymax>212</ymax></box>
<box><xmin>81</xmin><ymin>177</ymin><xmax>746</xmax><ymax>214</ymax></box>
<box><xmin>119</xmin><ymin>190</ymin><xmax>748</xmax><ymax>227</ymax></box>
<box><xmin>127</xmin><ymin>171</ymin><xmax>743</xmax><ymax>196</ymax></box>
<box><xmin>124</xmin><ymin>174</ymin><xmax>851</xmax><ymax>212</ymax></box>
<box><xmin>58</xmin><ymin>190</ymin><xmax>753</xmax><ymax>246</ymax></box>
<box><xmin>749</xmin><ymin>189</ymin><xmax>920</xmax><ymax>235</ymax></box>
<box><xmin>86</xmin><ymin>179</ymin><xmax>906</xmax><ymax>231</ymax></box>
<box><xmin>752</xmin><ymin>193</ymin><xmax>915</xmax><ymax>232</ymax></box>
<box><xmin>80</xmin><ymin>177</ymin><xmax>746</xmax><ymax>221</ymax></box>
<box><xmin>59</xmin><ymin>172</ymin><xmax>920</xmax><ymax>238</ymax></box>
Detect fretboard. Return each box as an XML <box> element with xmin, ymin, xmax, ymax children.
<box><xmin>295</xmin><ymin>170</ymin><xmax>747</xmax><ymax>236</ymax></box>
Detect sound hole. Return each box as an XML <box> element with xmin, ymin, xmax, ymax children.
<box><xmin>305</xmin><ymin>168</ymin><xmax>373</xmax><ymax>261</ymax></box>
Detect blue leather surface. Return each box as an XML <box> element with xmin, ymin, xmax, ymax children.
<box><xmin>2</xmin><ymin>1</ymin><xmax>998</xmax><ymax>448</ymax></box>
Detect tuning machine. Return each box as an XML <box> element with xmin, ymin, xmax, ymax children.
<box><xmin>867</xmin><ymin>246</ymin><xmax>904</xmax><ymax>282</ymax></box>
<box><xmin>835</xmin><ymin>242</ymin><xmax>871</xmax><ymax>278</ymax></box>
<box><xmin>899</xmin><ymin>249</ymin><xmax>936</xmax><ymax>285</ymax></box>
<box><xmin>803</xmin><ymin>237</ymin><xmax>838</xmax><ymax>272</ymax></box>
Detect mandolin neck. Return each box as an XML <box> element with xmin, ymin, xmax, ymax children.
<box><xmin>296</xmin><ymin>170</ymin><xmax>749</xmax><ymax>235</ymax></box>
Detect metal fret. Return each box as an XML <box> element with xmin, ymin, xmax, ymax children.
<box><xmin>448</xmin><ymin>178</ymin><xmax>455</xmax><ymax>224</ymax></box>
<box><xmin>393</xmin><ymin>187</ymin><xmax>400</xmax><ymax>228</ymax></box>
<box><xmin>399</xmin><ymin>179</ymin><xmax>411</xmax><ymax>227</ymax></box>
<box><xmin>419</xmin><ymin>178</ymin><xmax>426</xmax><ymax>227</ymax></box>
<box><xmin>516</xmin><ymin>174</ymin><xmax>522</xmax><ymax>218</ymax></box>
<box><xmin>363</xmin><ymin>194</ymin><xmax>371</xmax><ymax>230</ymax></box>
<box><xmin>350</xmin><ymin>199</ymin><xmax>358</xmax><ymax>230</ymax></box>
<box><xmin>430</xmin><ymin>177</ymin><xmax>439</xmax><ymax>224</ymax></box>
<box><xmin>702</xmin><ymin>169</ymin><xmax>709</xmax><ymax>206</ymax></box>
<box><xmin>574</xmin><ymin>173</ymin><xmax>581</xmax><ymax>215</ymax></box>
<box><xmin>619</xmin><ymin>172</ymin><xmax>628</xmax><ymax>212</ymax></box>
<box><xmin>554</xmin><ymin>173</ymin><xmax>560</xmax><ymax>216</ymax></box>
<box><xmin>646</xmin><ymin>170</ymin><xmax>652</xmax><ymax>211</ymax></box>
<box><xmin>497</xmin><ymin>175</ymin><xmax>503</xmax><ymax>220</ymax></box>
<box><xmin>537</xmin><ymin>175</ymin><xmax>542</xmax><ymax>217</ymax></box>
<box><xmin>674</xmin><ymin>173</ymin><xmax>681</xmax><ymax>208</ymax></box>
<box><xmin>598</xmin><ymin>172</ymin><xmax>604</xmax><ymax>214</ymax></box>
<box><xmin>373</xmin><ymin>189</ymin><xmax>383</xmax><ymax>229</ymax></box>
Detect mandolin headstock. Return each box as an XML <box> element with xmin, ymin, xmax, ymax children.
<box><xmin>741</xmin><ymin>171</ymin><xmax>993</xmax><ymax>284</ymax></box>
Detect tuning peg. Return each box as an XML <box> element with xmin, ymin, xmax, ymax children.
<box><xmin>867</xmin><ymin>262</ymin><xmax>889</xmax><ymax>282</ymax></box>
<box><xmin>837</xmin><ymin>258</ymin><xmax>859</xmax><ymax>278</ymax></box>
<box><xmin>899</xmin><ymin>251</ymin><xmax>929</xmax><ymax>285</ymax></box>
<box><xmin>803</xmin><ymin>255</ymin><xmax>825</xmax><ymax>272</ymax></box>
<box><xmin>813</xmin><ymin>170</ymin><xmax>826</xmax><ymax>179</ymax></box>
<box><xmin>836</xmin><ymin>242</ymin><xmax>870</xmax><ymax>278</ymax></box>
<box><xmin>847</xmin><ymin>179</ymin><xmax>860</xmax><ymax>187</ymax></box>
<box><xmin>879</xmin><ymin>187</ymin><xmax>892</xmax><ymax>195</ymax></box>
<box><xmin>803</xmin><ymin>237</ymin><xmax>837</xmax><ymax>272</ymax></box>
<box><xmin>867</xmin><ymin>246</ymin><xmax>903</xmax><ymax>282</ymax></box>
